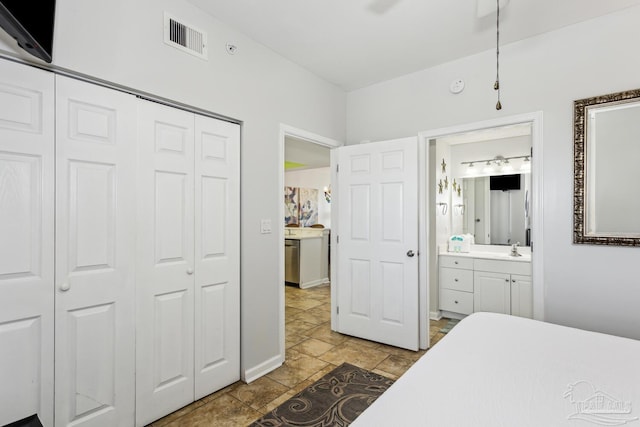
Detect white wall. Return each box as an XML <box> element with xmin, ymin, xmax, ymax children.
<box><xmin>0</xmin><ymin>0</ymin><xmax>346</xmax><ymax>378</ymax></box>
<box><xmin>449</xmin><ymin>135</ymin><xmax>531</xmax><ymax>178</ymax></box>
<box><xmin>285</xmin><ymin>167</ymin><xmax>332</xmax><ymax>228</ymax></box>
<box><xmin>347</xmin><ymin>7</ymin><xmax>640</xmax><ymax>339</ymax></box>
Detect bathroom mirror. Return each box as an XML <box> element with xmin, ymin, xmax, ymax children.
<box><xmin>574</xmin><ymin>88</ymin><xmax>640</xmax><ymax>246</ymax></box>
<box><xmin>461</xmin><ymin>174</ymin><xmax>531</xmax><ymax>246</ymax></box>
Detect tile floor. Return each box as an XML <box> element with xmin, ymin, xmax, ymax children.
<box><xmin>150</xmin><ymin>283</ymin><xmax>450</xmax><ymax>426</ymax></box>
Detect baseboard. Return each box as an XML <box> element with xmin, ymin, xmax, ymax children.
<box><xmin>242</xmin><ymin>354</ymin><xmax>283</xmax><ymax>384</ymax></box>
<box><xmin>299</xmin><ymin>278</ymin><xmax>330</xmax><ymax>289</ymax></box>
<box><xmin>440</xmin><ymin>310</ymin><xmax>466</xmax><ymax>321</ymax></box>
<box><xmin>430</xmin><ymin>311</ymin><xmax>442</xmax><ymax>321</ymax></box>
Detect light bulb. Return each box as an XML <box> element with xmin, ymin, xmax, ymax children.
<box><xmin>483</xmin><ymin>161</ymin><xmax>494</xmax><ymax>174</ymax></box>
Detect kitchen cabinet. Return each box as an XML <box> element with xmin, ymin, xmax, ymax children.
<box><xmin>284</xmin><ymin>228</ymin><xmax>330</xmax><ymax>288</ymax></box>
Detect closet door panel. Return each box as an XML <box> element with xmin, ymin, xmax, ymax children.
<box><xmin>194</xmin><ymin>116</ymin><xmax>240</xmax><ymax>399</ymax></box>
<box><xmin>0</xmin><ymin>60</ymin><xmax>54</xmax><ymax>427</ymax></box>
<box><xmin>55</xmin><ymin>76</ymin><xmax>137</xmax><ymax>427</ymax></box>
<box><xmin>136</xmin><ymin>101</ymin><xmax>195</xmax><ymax>426</ymax></box>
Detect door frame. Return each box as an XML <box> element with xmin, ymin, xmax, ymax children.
<box><xmin>418</xmin><ymin>111</ymin><xmax>544</xmax><ymax>347</ymax></box>
<box><xmin>277</xmin><ymin>124</ymin><xmax>342</xmax><ymax>362</ymax></box>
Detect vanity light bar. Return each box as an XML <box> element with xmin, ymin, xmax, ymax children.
<box><xmin>461</xmin><ymin>154</ymin><xmax>530</xmax><ymax>167</ymax></box>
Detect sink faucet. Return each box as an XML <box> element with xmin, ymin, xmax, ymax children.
<box><xmin>510</xmin><ymin>242</ymin><xmax>522</xmax><ymax>257</ymax></box>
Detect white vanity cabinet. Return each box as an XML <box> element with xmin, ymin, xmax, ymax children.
<box><xmin>474</xmin><ymin>258</ymin><xmax>532</xmax><ymax>317</ymax></box>
<box><xmin>438</xmin><ymin>256</ymin><xmax>474</xmax><ymax>315</ymax></box>
<box><xmin>473</xmin><ymin>271</ymin><xmax>511</xmax><ymax>315</ymax></box>
<box><xmin>439</xmin><ymin>254</ymin><xmax>532</xmax><ymax>319</ymax></box>
<box><xmin>510</xmin><ymin>275</ymin><xmax>533</xmax><ymax>318</ymax></box>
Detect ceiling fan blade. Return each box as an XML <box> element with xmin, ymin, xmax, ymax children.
<box><xmin>367</xmin><ymin>0</ymin><xmax>403</xmax><ymax>15</ymax></box>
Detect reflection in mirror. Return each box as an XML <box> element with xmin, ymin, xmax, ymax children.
<box><xmin>574</xmin><ymin>88</ymin><xmax>640</xmax><ymax>246</ymax></box>
<box><xmin>444</xmin><ymin>124</ymin><xmax>533</xmax><ymax>247</ymax></box>
<box><xmin>462</xmin><ymin>174</ymin><xmax>531</xmax><ymax>246</ymax></box>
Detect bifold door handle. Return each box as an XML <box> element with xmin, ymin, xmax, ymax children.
<box><xmin>59</xmin><ymin>283</ymin><xmax>70</xmax><ymax>292</ymax></box>
<box><xmin>186</xmin><ymin>268</ymin><xmax>194</xmax><ymax>275</ymax></box>
<box><xmin>407</xmin><ymin>250</ymin><xmax>415</xmax><ymax>258</ymax></box>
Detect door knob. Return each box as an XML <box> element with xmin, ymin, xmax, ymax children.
<box><xmin>407</xmin><ymin>250</ymin><xmax>415</xmax><ymax>258</ymax></box>
<box><xmin>187</xmin><ymin>268</ymin><xmax>194</xmax><ymax>275</ymax></box>
<box><xmin>59</xmin><ymin>283</ymin><xmax>70</xmax><ymax>292</ymax></box>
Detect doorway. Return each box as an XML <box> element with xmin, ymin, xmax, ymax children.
<box><xmin>419</xmin><ymin>112</ymin><xmax>544</xmax><ymax>349</ymax></box>
<box><xmin>278</xmin><ymin>125</ymin><xmax>342</xmax><ymax>363</ymax></box>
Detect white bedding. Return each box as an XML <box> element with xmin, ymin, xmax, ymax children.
<box><xmin>352</xmin><ymin>312</ymin><xmax>640</xmax><ymax>426</ymax></box>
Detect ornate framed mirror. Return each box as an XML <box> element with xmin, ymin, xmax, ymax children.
<box><xmin>574</xmin><ymin>88</ymin><xmax>640</xmax><ymax>246</ymax></box>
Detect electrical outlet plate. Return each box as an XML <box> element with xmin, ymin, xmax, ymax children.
<box><xmin>260</xmin><ymin>219</ymin><xmax>272</xmax><ymax>234</ymax></box>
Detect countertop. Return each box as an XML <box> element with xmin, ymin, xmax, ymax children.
<box><xmin>440</xmin><ymin>251</ymin><xmax>531</xmax><ymax>263</ymax></box>
<box><xmin>285</xmin><ymin>236</ymin><xmax>322</xmax><ymax>240</ymax></box>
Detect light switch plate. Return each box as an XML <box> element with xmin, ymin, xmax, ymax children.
<box><xmin>260</xmin><ymin>219</ymin><xmax>272</xmax><ymax>234</ymax></box>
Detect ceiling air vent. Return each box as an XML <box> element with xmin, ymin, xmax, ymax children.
<box><xmin>164</xmin><ymin>13</ymin><xmax>208</xmax><ymax>60</ymax></box>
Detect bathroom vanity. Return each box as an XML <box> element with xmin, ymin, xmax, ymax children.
<box><xmin>439</xmin><ymin>249</ymin><xmax>532</xmax><ymax>319</ymax></box>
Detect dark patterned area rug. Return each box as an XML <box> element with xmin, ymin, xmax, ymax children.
<box><xmin>249</xmin><ymin>363</ymin><xmax>394</xmax><ymax>427</ymax></box>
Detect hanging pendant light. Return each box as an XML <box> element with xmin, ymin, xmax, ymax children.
<box><xmin>494</xmin><ymin>0</ymin><xmax>502</xmax><ymax>110</ymax></box>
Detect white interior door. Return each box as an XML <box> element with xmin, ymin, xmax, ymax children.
<box><xmin>55</xmin><ymin>76</ymin><xmax>137</xmax><ymax>427</ymax></box>
<box><xmin>136</xmin><ymin>100</ymin><xmax>195</xmax><ymax>426</ymax></box>
<box><xmin>336</xmin><ymin>137</ymin><xmax>419</xmax><ymax>350</ymax></box>
<box><xmin>193</xmin><ymin>115</ymin><xmax>240</xmax><ymax>399</ymax></box>
<box><xmin>0</xmin><ymin>60</ymin><xmax>54</xmax><ymax>427</ymax></box>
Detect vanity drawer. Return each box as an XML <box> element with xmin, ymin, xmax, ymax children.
<box><xmin>439</xmin><ymin>255</ymin><xmax>473</xmax><ymax>270</ymax></box>
<box><xmin>439</xmin><ymin>267</ymin><xmax>473</xmax><ymax>292</ymax></box>
<box><xmin>474</xmin><ymin>258</ymin><xmax>532</xmax><ymax>276</ymax></box>
<box><xmin>440</xmin><ymin>289</ymin><xmax>474</xmax><ymax>315</ymax></box>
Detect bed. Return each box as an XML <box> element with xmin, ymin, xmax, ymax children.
<box><xmin>352</xmin><ymin>312</ymin><xmax>640</xmax><ymax>426</ymax></box>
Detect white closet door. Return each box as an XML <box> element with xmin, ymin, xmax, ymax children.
<box><xmin>55</xmin><ymin>76</ymin><xmax>137</xmax><ymax>427</ymax></box>
<box><xmin>136</xmin><ymin>100</ymin><xmax>195</xmax><ymax>426</ymax></box>
<box><xmin>0</xmin><ymin>60</ymin><xmax>54</xmax><ymax>427</ymax></box>
<box><xmin>194</xmin><ymin>115</ymin><xmax>240</xmax><ymax>399</ymax></box>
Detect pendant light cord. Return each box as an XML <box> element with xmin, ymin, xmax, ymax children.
<box><xmin>495</xmin><ymin>0</ymin><xmax>502</xmax><ymax>110</ymax></box>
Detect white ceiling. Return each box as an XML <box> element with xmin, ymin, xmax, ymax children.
<box><xmin>189</xmin><ymin>0</ymin><xmax>640</xmax><ymax>90</ymax></box>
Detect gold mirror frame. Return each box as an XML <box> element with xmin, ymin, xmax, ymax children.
<box><xmin>573</xmin><ymin>88</ymin><xmax>640</xmax><ymax>246</ymax></box>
